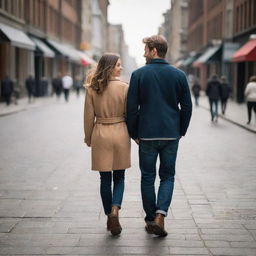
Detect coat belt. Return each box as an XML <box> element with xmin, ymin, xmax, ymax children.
<box><xmin>96</xmin><ymin>116</ymin><xmax>125</xmax><ymax>124</ymax></box>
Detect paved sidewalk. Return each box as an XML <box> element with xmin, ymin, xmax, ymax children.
<box><xmin>0</xmin><ymin>94</ymin><xmax>78</xmax><ymax>117</ymax></box>
<box><xmin>0</xmin><ymin>95</ymin><xmax>256</xmax><ymax>255</ymax></box>
<box><xmin>197</xmin><ymin>96</ymin><xmax>256</xmax><ymax>133</ymax></box>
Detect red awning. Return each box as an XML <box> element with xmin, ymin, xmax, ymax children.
<box><xmin>232</xmin><ymin>39</ymin><xmax>256</xmax><ymax>62</ymax></box>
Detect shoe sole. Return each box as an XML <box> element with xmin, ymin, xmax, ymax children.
<box><xmin>153</xmin><ymin>225</ymin><xmax>168</xmax><ymax>237</ymax></box>
<box><xmin>109</xmin><ymin>216</ymin><xmax>122</xmax><ymax>236</ymax></box>
<box><xmin>145</xmin><ymin>225</ymin><xmax>154</xmax><ymax>234</ymax></box>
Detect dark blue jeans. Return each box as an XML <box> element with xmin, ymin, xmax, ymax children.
<box><xmin>139</xmin><ymin>140</ymin><xmax>179</xmax><ymax>222</ymax></box>
<box><xmin>209</xmin><ymin>99</ymin><xmax>219</xmax><ymax>121</ymax></box>
<box><xmin>99</xmin><ymin>170</ymin><xmax>125</xmax><ymax>215</ymax></box>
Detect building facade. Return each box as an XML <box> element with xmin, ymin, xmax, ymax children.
<box><xmin>185</xmin><ymin>0</ymin><xmax>256</xmax><ymax>102</ymax></box>
<box><xmin>0</xmin><ymin>0</ymin><xmax>95</xmax><ymax>98</ymax></box>
<box><xmin>159</xmin><ymin>0</ymin><xmax>188</xmax><ymax>66</ymax></box>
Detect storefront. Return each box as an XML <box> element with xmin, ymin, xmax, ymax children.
<box><xmin>0</xmin><ymin>23</ymin><xmax>35</xmax><ymax>96</ymax></box>
<box><xmin>232</xmin><ymin>37</ymin><xmax>256</xmax><ymax>102</ymax></box>
<box><xmin>30</xmin><ymin>37</ymin><xmax>55</xmax><ymax>96</ymax></box>
<box><xmin>192</xmin><ymin>44</ymin><xmax>222</xmax><ymax>90</ymax></box>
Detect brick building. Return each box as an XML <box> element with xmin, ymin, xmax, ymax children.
<box><xmin>184</xmin><ymin>0</ymin><xmax>256</xmax><ymax>102</ymax></box>
<box><xmin>0</xmin><ymin>0</ymin><xmax>94</xmax><ymax>97</ymax></box>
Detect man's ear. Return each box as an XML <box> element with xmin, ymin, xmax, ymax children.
<box><xmin>152</xmin><ymin>48</ymin><xmax>158</xmax><ymax>57</ymax></box>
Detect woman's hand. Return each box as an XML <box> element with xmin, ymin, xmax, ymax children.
<box><xmin>134</xmin><ymin>139</ymin><xmax>140</xmax><ymax>145</ymax></box>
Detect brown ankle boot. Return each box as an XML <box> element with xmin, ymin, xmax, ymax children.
<box><xmin>108</xmin><ymin>206</ymin><xmax>122</xmax><ymax>235</ymax></box>
<box><xmin>153</xmin><ymin>213</ymin><xmax>168</xmax><ymax>237</ymax></box>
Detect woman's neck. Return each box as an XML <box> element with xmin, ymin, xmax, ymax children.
<box><xmin>109</xmin><ymin>76</ymin><xmax>120</xmax><ymax>81</ymax></box>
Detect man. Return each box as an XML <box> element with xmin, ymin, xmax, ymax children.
<box><xmin>206</xmin><ymin>74</ymin><xmax>222</xmax><ymax>122</ymax></box>
<box><xmin>62</xmin><ymin>73</ymin><xmax>73</xmax><ymax>102</ymax></box>
<box><xmin>52</xmin><ymin>73</ymin><xmax>63</xmax><ymax>98</ymax></box>
<box><xmin>25</xmin><ymin>74</ymin><xmax>36</xmax><ymax>103</ymax></box>
<box><xmin>1</xmin><ymin>75</ymin><xmax>14</xmax><ymax>105</ymax></box>
<box><xmin>126</xmin><ymin>35</ymin><xmax>192</xmax><ymax>237</ymax></box>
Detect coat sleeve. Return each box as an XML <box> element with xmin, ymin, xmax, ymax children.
<box><xmin>179</xmin><ymin>73</ymin><xmax>192</xmax><ymax>136</ymax></box>
<box><xmin>84</xmin><ymin>87</ymin><xmax>95</xmax><ymax>146</ymax></box>
<box><xmin>126</xmin><ymin>72</ymin><xmax>139</xmax><ymax>139</ymax></box>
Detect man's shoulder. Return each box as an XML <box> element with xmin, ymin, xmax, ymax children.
<box><xmin>132</xmin><ymin>65</ymin><xmax>148</xmax><ymax>75</ymax></box>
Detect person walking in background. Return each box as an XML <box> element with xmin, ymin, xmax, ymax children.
<box><xmin>52</xmin><ymin>73</ymin><xmax>63</xmax><ymax>99</ymax></box>
<box><xmin>84</xmin><ymin>53</ymin><xmax>130</xmax><ymax>236</ymax></box>
<box><xmin>1</xmin><ymin>75</ymin><xmax>13</xmax><ymax>106</ymax></box>
<box><xmin>126</xmin><ymin>35</ymin><xmax>192</xmax><ymax>237</ymax></box>
<box><xmin>74</xmin><ymin>75</ymin><xmax>83</xmax><ymax>98</ymax></box>
<box><xmin>220</xmin><ymin>76</ymin><xmax>231</xmax><ymax>115</ymax></box>
<box><xmin>12</xmin><ymin>78</ymin><xmax>20</xmax><ymax>105</ymax></box>
<box><xmin>191</xmin><ymin>79</ymin><xmax>201</xmax><ymax>106</ymax></box>
<box><xmin>25</xmin><ymin>74</ymin><xmax>36</xmax><ymax>103</ymax></box>
<box><xmin>244</xmin><ymin>75</ymin><xmax>256</xmax><ymax>125</ymax></box>
<box><xmin>62</xmin><ymin>73</ymin><xmax>73</xmax><ymax>102</ymax></box>
<box><xmin>206</xmin><ymin>74</ymin><xmax>222</xmax><ymax>122</ymax></box>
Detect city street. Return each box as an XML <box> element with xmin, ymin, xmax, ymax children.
<box><xmin>0</xmin><ymin>94</ymin><xmax>256</xmax><ymax>256</ymax></box>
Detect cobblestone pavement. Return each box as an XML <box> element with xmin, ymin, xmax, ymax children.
<box><xmin>0</xmin><ymin>94</ymin><xmax>256</xmax><ymax>255</ymax></box>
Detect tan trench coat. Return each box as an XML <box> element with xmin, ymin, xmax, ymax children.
<box><xmin>84</xmin><ymin>80</ymin><xmax>131</xmax><ymax>171</ymax></box>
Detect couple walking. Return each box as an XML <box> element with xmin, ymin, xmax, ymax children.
<box><xmin>84</xmin><ymin>35</ymin><xmax>192</xmax><ymax>237</ymax></box>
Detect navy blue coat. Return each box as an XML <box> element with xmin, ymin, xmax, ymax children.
<box><xmin>126</xmin><ymin>59</ymin><xmax>192</xmax><ymax>140</ymax></box>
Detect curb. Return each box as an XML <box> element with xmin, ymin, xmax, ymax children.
<box><xmin>200</xmin><ymin>105</ymin><xmax>256</xmax><ymax>134</ymax></box>
<box><xmin>0</xmin><ymin>108</ymin><xmax>27</xmax><ymax>117</ymax></box>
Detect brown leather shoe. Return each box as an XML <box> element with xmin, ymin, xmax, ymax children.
<box><xmin>145</xmin><ymin>223</ymin><xmax>155</xmax><ymax>234</ymax></box>
<box><xmin>153</xmin><ymin>213</ymin><xmax>168</xmax><ymax>237</ymax></box>
<box><xmin>108</xmin><ymin>206</ymin><xmax>122</xmax><ymax>235</ymax></box>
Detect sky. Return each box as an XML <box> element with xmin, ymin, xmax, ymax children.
<box><xmin>108</xmin><ymin>0</ymin><xmax>170</xmax><ymax>66</ymax></box>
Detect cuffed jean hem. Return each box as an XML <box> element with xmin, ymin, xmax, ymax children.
<box><xmin>156</xmin><ymin>210</ymin><xmax>167</xmax><ymax>216</ymax></box>
<box><xmin>112</xmin><ymin>204</ymin><xmax>121</xmax><ymax>209</ymax></box>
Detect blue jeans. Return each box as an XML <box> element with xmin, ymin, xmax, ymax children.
<box><xmin>139</xmin><ymin>140</ymin><xmax>179</xmax><ymax>222</ymax></box>
<box><xmin>209</xmin><ymin>99</ymin><xmax>219</xmax><ymax>121</ymax></box>
<box><xmin>99</xmin><ymin>170</ymin><xmax>125</xmax><ymax>215</ymax></box>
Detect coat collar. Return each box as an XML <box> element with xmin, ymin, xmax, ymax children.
<box><xmin>148</xmin><ymin>58</ymin><xmax>169</xmax><ymax>65</ymax></box>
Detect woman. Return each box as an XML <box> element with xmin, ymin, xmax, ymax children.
<box><xmin>84</xmin><ymin>53</ymin><xmax>131</xmax><ymax>236</ymax></box>
<box><xmin>244</xmin><ymin>76</ymin><xmax>256</xmax><ymax>124</ymax></box>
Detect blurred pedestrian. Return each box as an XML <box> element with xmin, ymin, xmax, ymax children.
<box><xmin>25</xmin><ymin>74</ymin><xmax>36</xmax><ymax>103</ymax></box>
<box><xmin>12</xmin><ymin>78</ymin><xmax>20</xmax><ymax>105</ymax></box>
<box><xmin>52</xmin><ymin>73</ymin><xmax>63</xmax><ymax>99</ymax></box>
<box><xmin>220</xmin><ymin>76</ymin><xmax>231</xmax><ymax>115</ymax></box>
<box><xmin>73</xmin><ymin>75</ymin><xmax>82</xmax><ymax>97</ymax></box>
<box><xmin>62</xmin><ymin>73</ymin><xmax>73</xmax><ymax>102</ymax></box>
<box><xmin>40</xmin><ymin>77</ymin><xmax>49</xmax><ymax>96</ymax></box>
<box><xmin>1</xmin><ymin>75</ymin><xmax>13</xmax><ymax>105</ymax></box>
<box><xmin>126</xmin><ymin>35</ymin><xmax>192</xmax><ymax>237</ymax></box>
<box><xmin>191</xmin><ymin>79</ymin><xmax>201</xmax><ymax>106</ymax></box>
<box><xmin>206</xmin><ymin>74</ymin><xmax>222</xmax><ymax>122</ymax></box>
<box><xmin>84</xmin><ymin>53</ymin><xmax>130</xmax><ymax>236</ymax></box>
<box><xmin>244</xmin><ymin>75</ymin><xmax>256</xmax><ymax>125</ymax></box>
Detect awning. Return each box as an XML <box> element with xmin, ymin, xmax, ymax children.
<box><xmin>31</xmin><ymin>37</ymin><xmax>55</xmax><ymax>58</ymax></box>
<box><xmin>80</xmin><ymin>52</ymin><xmax>96</xmax><ymax>66</ymax></box>
<box><xmin>222</xmin><ymin>42</ymin><xmax>240</xmax><ymax>62</ymax></box>
<box><xmin>193</xmin><ymin>45</ymin><xmax>221</xmax><ymax>67</ymax></box>
<box><xmin>0</xmin><ymin>23</ymin><xmax>35</xmax><ymax>50</ymax></box>
<box><xmin>181</xmin><ymin>55</ymin><xmax>198</xmax><ymax>67</ymax></box>
<box><xmin>232</xmin><ymin>39</ymin><xmax>256</xmax><ymax>62</ymax></box>
<box><xmin>47</xmin><ymin>40</ymin><xmax>79</xmax><ymax>62</ymax></box>
<box><xmin>47</xmin><ymin>39</ymin><xmax>96</xmax><ymax>65</ymax></box>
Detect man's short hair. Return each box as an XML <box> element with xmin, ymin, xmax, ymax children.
<box><xmin>143</xmin><ymin>35</ymin><xmax>168</xmax><ymax>58</ymax></box>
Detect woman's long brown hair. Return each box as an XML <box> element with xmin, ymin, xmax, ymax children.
<box><xmin>89</xmin><ymin>53</ymin><xmax>120</xmax><ymax>94</ymax></box>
